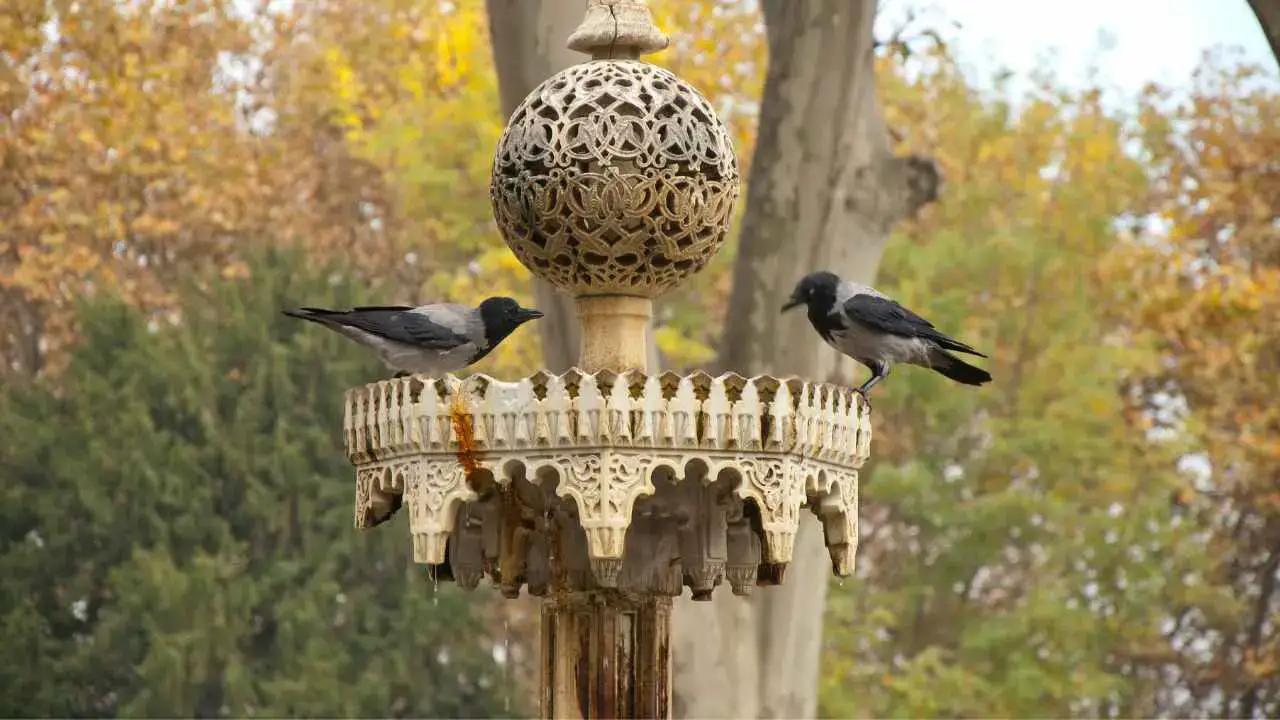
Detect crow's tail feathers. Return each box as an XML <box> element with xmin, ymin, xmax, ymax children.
<box><xmin>929</xmin><ymin>332</ymin><xmax>988</xmax><ymax>358</ymax></box>
<box><xmin>930</xmin><ymin>349</ymin><xmax>992</xmax><ymax>386</ymax></box>
<box><xmin>282</xmin><ymin>307</ymin><xmax>340</xmax><ymax>326</ymax></box>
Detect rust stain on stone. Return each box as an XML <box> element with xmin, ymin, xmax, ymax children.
<box><xmin>449</xmin><ymin>391</ymin><xmax>482</xmax><ymax>477</ymax></box>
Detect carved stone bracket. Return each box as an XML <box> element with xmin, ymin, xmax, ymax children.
<box><xmin>345</xmin><ymin>369</ymin><xmax>870</xmax><ymax>599</ymax></box>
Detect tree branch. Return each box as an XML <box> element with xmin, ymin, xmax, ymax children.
<box><xmin>1247</xmin><ymin>0</ymin><xmax>1280</xmax><ymax>67</ymax></box>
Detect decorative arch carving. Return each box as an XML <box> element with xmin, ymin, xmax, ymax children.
<box><xmin>344</xmin><ymin>369</ymin><xmax>869</xmax><ymax>598</ymax></box>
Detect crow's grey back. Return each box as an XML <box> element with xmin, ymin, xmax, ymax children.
<box><xmin>835</xmin><ymin>280</ymin><xmax>886</xmax><ymax>306</ymax></box>
<box><xmin>414</xmin><ymin>304</ymin><xmax>487</xmax><ymax>347</ymax></box>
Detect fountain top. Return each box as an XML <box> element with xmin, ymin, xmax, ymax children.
<box><xmin>347</xmin><ymin>370</ymin><xmax>869</xmax><ymax>598</ymax></box>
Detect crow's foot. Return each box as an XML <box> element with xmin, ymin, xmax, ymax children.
<box><xmin>854</xmin><ymin>387</ymin><xmax>873</xmax><ymax>413</ymax></box>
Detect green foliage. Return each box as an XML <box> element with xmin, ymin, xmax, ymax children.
<box><xmin>0</xmin><ymin>246</ymin><xmax>522</xmax><ymax>718</ymax></box>
<box><xmin>818</xmin><ymin>50</ymin><xmax>1237</xmax><ymax>718</ymax></box>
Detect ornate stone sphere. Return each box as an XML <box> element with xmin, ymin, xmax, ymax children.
<box><xmin>491</xmin><ymin>59</ymin><xmax>740</xmax><ymax>297</ymax></box>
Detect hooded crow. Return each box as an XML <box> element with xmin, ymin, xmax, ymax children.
<box><xmin>782</xmin><ymin>271</ymin><xmax>991</xmax><ymax>407</ymax></box>
<box><xmin>283</xmin><ymin>296</ymin><xmax>543</xmax><ymax>377</ymax></box>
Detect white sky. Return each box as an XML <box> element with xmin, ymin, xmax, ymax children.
<box><xmin>877</xmin><ymin>0</ymin><xmax>1278</xmax><ymax>97</ymax></box>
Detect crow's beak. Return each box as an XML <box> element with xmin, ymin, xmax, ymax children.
<box><xmin>517</xmin><ymin>308</ymin><xmax>545</xmax><ymax>322</ymax></box>
<box><xmin>781</xmin><ymin>297</ymin><xmax>802</xmax><ymax>313</ymax></box>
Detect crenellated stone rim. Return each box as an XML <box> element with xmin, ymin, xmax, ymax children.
<box><xmin>343</xmin><ymin>369</ymin><xmax>868</xmax><ymax>462</ymax></box>
<box><xmin>343</xmin><ymin>370</ymin><xmax>869</xmax><ymax>599</ymax></box>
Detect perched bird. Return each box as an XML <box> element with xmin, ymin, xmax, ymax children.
<box><xmin>782</xmin><ymin>271</ymin><xmax>991</xmax><ymax>407</ymax></box>
<box><xmin>283</xmin><ymin>296</ymin><xmax>543</xmax><ymax>377</ymax></box>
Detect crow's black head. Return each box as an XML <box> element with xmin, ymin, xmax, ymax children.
<box><xmin>782</xmin><ymin>271</ymin><xmax>841</xmax><ymax>314</ymax></box>
<box><xmin>478</xmin><ymin>296</ymin><xmax>544</xmax><ymax>346</ymax></box>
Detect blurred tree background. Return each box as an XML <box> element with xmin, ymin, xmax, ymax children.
<box><xmin>1</xmin><ymin>0</ymin><xmax>1277</xmax><ymax>717</ymax></box>
<box><xmin>0</xmin><ymin>246</ymin><xmax>522</xmax><ymax>717</ymax></box>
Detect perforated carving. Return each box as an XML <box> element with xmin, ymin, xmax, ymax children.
<box><xmin>491</xmin><ymin>60</ymin><xmax>740</xmax><ymax>296</ymax></box>
<box><xmin>344</xmin><ymin>370</ymin><xmax>870</xmax><ymax>599</ymax></box>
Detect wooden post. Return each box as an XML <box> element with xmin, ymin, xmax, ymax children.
<box><xmin>541</xmin><ymin>591</ymin><xmax>672</xmax><ymax>719</ymax></box>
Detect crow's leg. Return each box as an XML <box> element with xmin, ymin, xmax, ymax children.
<box><xmin>854</xmin><ymin>360</ymin><xmax>891</xmax><ymax>410</ymax></box>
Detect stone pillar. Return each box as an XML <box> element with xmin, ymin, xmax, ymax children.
<box><xmin>541</xmin><ymin>591</ymin><xmax>672</xmax><ymax>719</ymax></box>
<box><xmin>489</xmin><ymin>1</ymin><xmax>733</xmax><ymax>715</ymax></box>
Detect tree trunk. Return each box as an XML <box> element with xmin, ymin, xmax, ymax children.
<box><xmin>487</xmin><ymin>0</ymin><xmax>587</xmax><ymax>373</ymax></box>
<box><xmin>674</xmin><ymin>2</ymin><xmax>940</xmax><ymax>718</ymax></box>
<box><xmin>1247</xmin><ymin>0</ymin><xmax>1280</xmax><ymax>65</ymax></box>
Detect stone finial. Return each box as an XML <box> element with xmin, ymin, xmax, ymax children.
<box><xmin>490</xmin><ymin>1</ymin><xmax>739</xmax><ymax>372</ymax></box>
<box><xmin>567</xmin><ymin>0</ymin><xmax>670</xmax><ymax>59</ymax></box>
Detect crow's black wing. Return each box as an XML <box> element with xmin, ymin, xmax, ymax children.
<box><xmin>841</xmin><ymin>295</ymin><xmax>987</xmax><ymax>358</ymax></box>
<box><xmin>296</xmin><ymin>306</ymin><xmax>470</xmax><ymax>349</ymax></box>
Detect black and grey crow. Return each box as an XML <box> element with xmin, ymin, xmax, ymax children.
<box><xmin>782</xmin><ymin>271</ymin><xmax>991</xmax><ymax>406</ymax></box>
<box><xmin>283</xmin><ymin>296</ymin><xmax>543</xmax><ymax>377</ymax></box>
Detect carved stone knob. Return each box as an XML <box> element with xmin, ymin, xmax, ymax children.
<box><xmin>489</xmin><ymin>0</ymin><xmax>741</xmax><ymax>373</ymax></box>
<box><xmin>491</xmin><ymin>60</ymin><xmax>739</xmax><ymax>299</ymax></box>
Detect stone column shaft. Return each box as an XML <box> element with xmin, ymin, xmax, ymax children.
<box><xmin>541</xmin><ymin>591</ymin><xmax>672</xmax><ymax>719</ymax></box>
